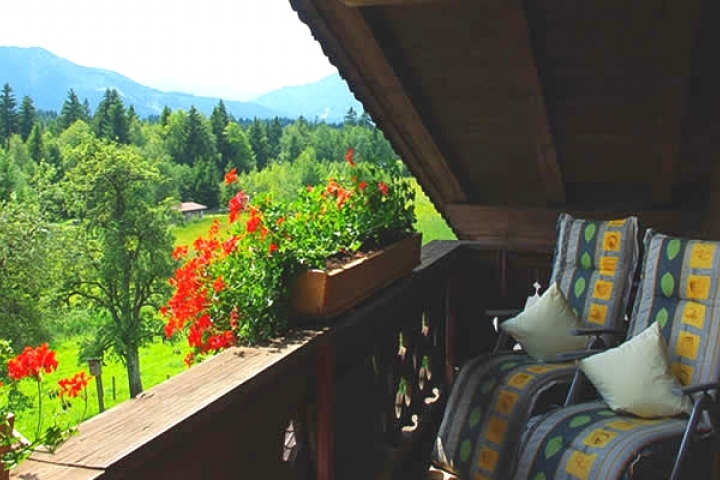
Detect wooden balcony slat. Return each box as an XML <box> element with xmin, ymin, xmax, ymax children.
<box><xmin>11</xmin><ymin>460</ymin><xmax>102</xmax><ymax>479</ymax></box>
<box><xmin>13</xmin><ymin>329</ymin><xmax>322</xmax><ymax>479</ymax></box>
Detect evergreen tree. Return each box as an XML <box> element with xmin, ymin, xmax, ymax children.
<box><xmin>358</xmin><ymin>111</ymin><xmax>373</xmax><ymax>128</ymax></box>
<box><xmin>184</xmin><ymin>106</ymin><xmax>217</xmax><ymax>167</ymax></box>
<box><xmin>223</xmin><ymin>122</ymin><xmax>256</xmax><ymax>173</ymax></box>
<box><xmin>189</xmin><ymin>159</ymin><xmax>220</xmax><ymax>208</ymax></box>
<box><xmin>59</xmin><ymin>89</ymin><xmax>89</xmax><ymax>130</ymax></box>
<box><xmin>18</xmin><ymin>96</ymin><xmax>37</xmax><ymax>142</ymax></box>
<box><xmin>127</xmin><ymin>105</ymin><xmax>138</xmax><ymax>124</ymax></box>
<box><xmin>159</xmin><ymin>106</ymin><xmax>171</xmax><ymax>127</ymax></box>
<box><xmin>82</xmin><ymin>98</ymin><xmax>92</xmax><ymax>119</ymax></box>
<box><xmin>0</xmin><ymin>83</ymin><xmax>18</xmax><ymax>148</ymax></box>
<box><xmin>247</xmin><ymin>119</ymin><xmax>270</xmax><ymax>170</ymax></box>
<box><xmin>266</xmin><ymin>117</ymin><xmax>283</xmax><ymax>160</ymax></box>
<box><xmin>344</xmin><ymin>107</ymin><xmax>358</xmax><ymax>126</ymax></box>
<box><xmin>93</xmin><ymin>89</ymin><xmax>129</xmax><ymax>144</ymax></box>
<box><xmin>210</xmin><ymin>101</ymin><xmax>232</xmax><ymax>170</ymax></box>
<box><xmin>27</xmin><ymin>123</ymin><xmax>45</xmax><ymax>163</ymax></box>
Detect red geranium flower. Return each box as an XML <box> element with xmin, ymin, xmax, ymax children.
<box><xmin>224</xmin><ymin>168</ymin><xmax>238</xmax><ymax>185</ymax></box>
<box><xmin>378</xmin><ymin>182</ymin><xmax>389</xmax><ymax>196</ymax></box>
<box><xmin>345</xmin><ymin>148</ymin><xmax>355</xmax><ymax>167</ymax></box>
<box><xmin>58</xmin><ymin>372</ymin><xmax>92</xmax><ymax>399</ymax></box>
<box><xmin>8</xmin><ymin>343</ymin><xmax>58</xmax><ymax>381</ymax></box>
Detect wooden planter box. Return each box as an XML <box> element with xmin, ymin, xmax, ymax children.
<box><xmin>290</xmin><ymin>233</ymin><xmax>422</xmax><ymax>320</ymax></box>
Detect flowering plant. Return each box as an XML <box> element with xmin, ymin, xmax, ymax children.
<box><xmin>0</xmin><ymin>342</ymin><xmax>91</xmax><ymax>471</ymax></box>
<box><xmin>163</xmin><ymin>148</ymin><xmax>416</xmax><ymax>364</ymax></box>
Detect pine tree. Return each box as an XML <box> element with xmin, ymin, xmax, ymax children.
<box><xmin>0</xmin><ymin>83</ymin><xmax>18</xmax><ymax>148</ymax></box>
<box><xmin>27</xmin><ymin>123</ymin><xmax>45</xmax><ymax>163</ymax></box>
<box><xmin>358</xmin><ymin>111</ymin><xmax>373</xmax><ymax>128</ymax></box>
<box><xmin>18</xmin><ymin>96</ymin><xmax>37</xmax><ymax>142</ymax></box>
<box><xmin>184</xmin><ymin>106</ymin><xmax>217</xmax><ymax>167</ymax></box>
<box><xmin>210</xmin><ymin>101</ymin><xmax>232</xmax><ymax>170</ymax></box>
<box><xmin>266</xmin><ymin>117</ymin><xmax>283</xmax><ymax>160</ymax></box>
<box><xmin>82</xmin><ymin>99</ymin><xmax>92</xmax><ymax>119</ymax></box>
<box><xmin>159</xmin><ymin>106</ymin><xmax>171</xmax><ymax>127</ymax></box>
<box><xmin>59</xmin><ymin>89</ymin><xmax>88</xmax><ymax>131</ymax></box>
<box><xmin>344</xmin><ymin>107</ymin><xmax>357</xmax><ymax>126</ymax></box>
<box><xmin>93</xmin><ymin>89</ymin><xmax>129</xmax><ymax>144</ymax></box>
<box><xmin>247</xmin><ymin>119</ymin><xmax>270</xmax><ymax>170</ymax></box>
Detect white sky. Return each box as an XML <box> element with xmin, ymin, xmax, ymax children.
<box><xmin>0</xmin><ymin>0</ymin><xmax>339</xmax><ymax>101</ymax></box>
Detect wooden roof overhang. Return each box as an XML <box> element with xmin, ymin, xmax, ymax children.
<box><xmin>290</xmin><ymin>0</ymin><xmax>720</xmax><ymax>248</ymax></box>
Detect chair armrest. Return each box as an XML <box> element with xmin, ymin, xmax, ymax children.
<box><xmin>672</xmin><ymin>382</ymin><xmax>720</xmax><ymax>397</ymax></box>
<box><xmin>571</xmin><ymin>328</ymin><xmax>626</xmax><ymax>337</ymax></box>
<box><xmin>555</xmin><ymin>349</ymin><xmax>604</xmax><ymax>362</ymax></box>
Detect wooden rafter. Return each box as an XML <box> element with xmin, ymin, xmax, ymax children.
<box><xmin>290</xmin><ymin>0</ymin><xmax>468</xmax><ymax>206</ymax></box>
<box><xmin>502</xmin><ymin>5</ymin><xmax>565</xmax><ymax>205</ymax></box>
<box><xmin>444</xmin><ymin>204</ymin><xmax>700</xmax><ymax>246</ymax></box>
<box><xmin>340</xmin><ymin>0</ymin><xmax>441</xmax><ymax>5</ymax></box>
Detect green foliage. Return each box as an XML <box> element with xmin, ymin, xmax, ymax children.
<box><xmin>18</xmin><ymin>96</ymin><xmax>37</xmax><ymax>142</ymax></box>
<box><xmin>93</xmin><ymin>88</ymin><xmax>129</xmax><ymax>144</ymax></box>
<box><xmin>61</xmin><ymin>137</ymin><xmax>176</xmax><ymax>397</ymax></box>
<box><xmin>0</xmin><ymin>198</ymin><xmax>65</xmax><ymax>348</ymax></box>
<box><xmin>0</xmin><ymin>83</ymin><xmax>18</xmax><ymax>148</ymax></box>
<box><xmin>59</xmin><ymin>89</ymin><xmax>90</xmax><ymax>131</ymax></box>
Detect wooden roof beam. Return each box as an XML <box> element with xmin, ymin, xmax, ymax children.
<box><xmin>503</xmin><ymin>5</ymin><xmax>565</xmax><ymax>205</ymax></box>
<box><xmin>445</xmin><ymin>204</ymin><xmax>701</xmax><ymax>247</ymax></box>
<box><xmin>291</xmin><ymin>0</ymin><xmax>468</xmax><ymax>206</ymax></box>
<box><xmin>339</xmin><ymin>0</ymin><xmax>443</xmax><ymax>6</ymax></box>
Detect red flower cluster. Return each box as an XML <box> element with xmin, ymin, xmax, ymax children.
<box><xmin>58</xmin><ymin>371</ymin><xmax>91</xmax><ymax>399</ymax></box>
<box><xmin>7</xmin><ymin>343</ymin><xmax>58</xmax><ymax>381</ymax></box>
<box><xmin>224</xmin><ymin>168</ymin><xmax>238</xmax><ymax>185</ymax></box>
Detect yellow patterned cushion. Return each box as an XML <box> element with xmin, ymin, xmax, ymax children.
<box><xmin>579</xmin><ymin>322</ymin><xmax>692</xmax><ymax>418</ymax></box>
<box><xmin>501</xmin><ymin>283</ymin><xmax>589</xmax><ymax>362</ymax></box>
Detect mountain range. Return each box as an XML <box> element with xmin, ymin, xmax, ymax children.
<box><xmin>0</xmin><ymin>46</ymin><xmax>363</xmax><ymax>122</ymax></box>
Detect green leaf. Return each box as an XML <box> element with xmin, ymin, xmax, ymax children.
<box><xmin>533</xmin><ymin>473</ymin><xmax>547</xmax><ymax>480</ymax></box>
<box><xmin>661</xmin><ymin>272</ymin><xmax>675</xmax><ymax>297</ymax></box>
<box><xmin>574</xmin><ymin>277</ymin><xmax>586</xmax><ymax>298</ymax></box>
<box><xmin>667</xmin><ymin>239</ymin><xmax>681</xmax><ymax>260</ymax></box>
<box><xmin>598</xmin><ymin>409</ymin><xmax>616</xmax><ymax>416</ymax></box>
<box><xmin>468</xmin><ymin>406</ymin><xmax>482</xmax><ymax>428</ymax></box>
<box><xmin>569</xmin><ymin>415</ymin><xmax>591</xmax><ymax>428</ymax></box>
<box><xmin>544</xmin><ymin>436</ymin><xmax>563</xmax><ymax>459</ymax></box>
<box><xmin>581</xmin><ymin>252</ymin><xmax>592</xmax><ymax>270</ymax></box>
<box><xmin>655</xmin><ymin>308</ymin><xmax>669</xmax><ymax>329</ymax></box>
<box><xmin>459</xmin><ymin>439</ymin><xmax>472</xmax><ymax>461</ymax></box>
<box><xmin>584</xmin><ymin>223</ymin><xmax>597</xmax><ymax>242</ymax></box>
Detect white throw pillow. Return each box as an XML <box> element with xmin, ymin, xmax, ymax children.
<box><xmin>580</xmin><ymin>321</ymin><xmax>692</xmax><ymax>418</ymax></box>
<box><xmin>500</xmin><ymin>283</ymin><xmax>588</xmax><ymax>362</ymax></box>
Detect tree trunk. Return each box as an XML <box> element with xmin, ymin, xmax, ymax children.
<box><xmin>126</xmin><ymin>347</ymin><xmax>143</xmax><ymax>398</ymax></box>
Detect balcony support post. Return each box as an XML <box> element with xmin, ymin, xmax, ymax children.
<box><xmin>316</xmin><ymin>333</ymin><xmax>335</xmax><ymax>480</ymax></box>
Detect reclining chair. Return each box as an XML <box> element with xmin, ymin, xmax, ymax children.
<box><xmin>513</xmin><ymin>229</ymin><xmax>720</xmax><ymax>480</ymax></box>
<box><xmin>431</xmin><ymin>213</ymin><xmax>640</xmax><ymax>479</ymax></box>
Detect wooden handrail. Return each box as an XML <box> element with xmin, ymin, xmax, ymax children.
<box><xmin>12</xmin><ymin>240</ymin><xmax>465</xmax><ymax>480</ymax></box>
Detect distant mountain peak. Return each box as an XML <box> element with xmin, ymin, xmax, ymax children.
<box><xmin>0</xmin><ymin>46</ymin><xmax>362</xmax><ymax>122</ymax></box>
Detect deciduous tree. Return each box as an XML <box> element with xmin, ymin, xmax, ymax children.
<box><xmin>62</xmin><ymin>137</ymin><xmax>176</xmax><ymax>397</ymax></box>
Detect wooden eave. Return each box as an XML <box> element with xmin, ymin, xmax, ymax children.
<box><xmin>292</xmin><ymin>0</ymin><xmax>720</xmax><ymax>246</ymax></box>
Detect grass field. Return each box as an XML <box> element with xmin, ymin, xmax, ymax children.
<box><xmin>11</xmin><ymin>337</ymin><xmax>186</xmax><ymax>436</ymax></box>
<box><xmin>10</xmin><ymin>179</ymin><xmax>454</xmax><ymax>438</ymax></box>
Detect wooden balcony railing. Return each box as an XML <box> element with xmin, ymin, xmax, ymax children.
<box><xmin>11</xmin><ymin>240</ymin><xmax>552</xmax><ymax>480</ymax></box>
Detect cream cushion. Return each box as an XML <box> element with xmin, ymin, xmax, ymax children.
<box><xmin>580</xmin><ymin>321</ymin><xmax>692</xmax><ymax>418</ymax></box>
<box><xmin>500</xmin><ymin>282</ymin><xmax>588</xmax><ymax>362</ymax></box>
